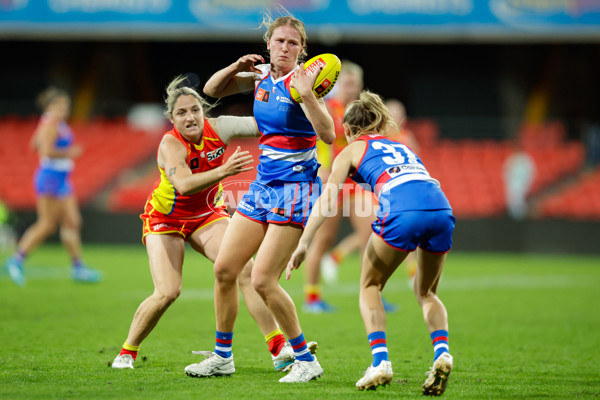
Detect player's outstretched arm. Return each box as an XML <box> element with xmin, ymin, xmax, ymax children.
<box><xmin>204</xmin><ymin>54</ymin><xmax>265</xmax><ymax>98</ymax></box>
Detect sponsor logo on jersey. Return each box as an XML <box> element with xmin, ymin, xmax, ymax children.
<box><xmin>276</xmin><ymin>95</ymin><xmax>294</xmax><ymax>105</ymax></box>
<box><xmin>256</xmin><ymin>88</ymin><xmax>270</xmax><ymax>103</ymax></box>
<box><xmin>207</xmin><ymin>146</ymin><xmax>225</xmax><ymax>162</ymax></box>
<box><xmin>190</xmin><ymin>157</ymin><xmax>199</xmax><ymax>169</ymax></box>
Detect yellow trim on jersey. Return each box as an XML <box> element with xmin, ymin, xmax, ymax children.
<box><xmin>150</xmin><ymin>165</ymin><xmax>177</xmax><ymax>215</ymax></box>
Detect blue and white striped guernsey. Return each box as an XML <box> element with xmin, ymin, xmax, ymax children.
<box><xmin>252</xmin><ymin>64</ymin><xmax>319</xmax><ymax>184</ymax></box>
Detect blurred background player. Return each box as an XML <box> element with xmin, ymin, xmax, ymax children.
<box><xmin>184</xmin><ymin>12</ymin><xmax>333</xmax><ymax>383</ymax></box>
<box><xmin>287</xmin><ymin>91</ymin><xmax>454</xmax><ymax>394</ymax></box>
<box><xmin>112</xmin><ymin>76</ymin><xmax>305</xmax><ymax>371</ymax></box>
<box><xmin>4</xmin><ymin>87</ymin><xmax>102</xmax><ymax>286</ymax></box>
<box><xmin>303</xmin><ymin>61</ymin><xmax>397</xmax><ymax>313</ymax></box>
<box><xmin>503</xmin><ymin>139</ymin><xmax>536</xmax><ymax>220</ymax></box>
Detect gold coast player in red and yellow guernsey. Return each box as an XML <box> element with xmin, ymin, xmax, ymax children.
<box><xmin>112</xmin><ymin>75</ymin><xmax>302</xmax><ymax>371</ymax></box>
<box><xmin>141</xmin><ymin>113</ymin><xmax>230</xmax><ymax>240</ymax></box>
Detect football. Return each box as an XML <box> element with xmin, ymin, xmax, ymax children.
<box><xmin>290</xmin><ymin>53</ymin><xmax>341</xmax><ymax>103</ymax></box>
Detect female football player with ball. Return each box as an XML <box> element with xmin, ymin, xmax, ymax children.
<box><xmin>111</xmin><ymin>75</ymin><xmax>309</xmax><ymax>372</ymax></box>
<box><xmin>287</xmin><ymin>91</ymin><xmax>454</xmax><ymax>395</ymax></box>
<box><xmin>184</xmin><ymin>12</ymin><xmax>335</xmax><ymax>383</ymax></box>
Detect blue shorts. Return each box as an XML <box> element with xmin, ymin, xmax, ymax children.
<box><xmin>372</xmin><ymin>209</ymin><xmax>455</xmax><ymax>254</ymax></box>
<box><xmin>34</xmin><ymin>168</ymin><xmax>73</xmax><ymax>198</ymax></box>
<box><xmin>236</xmin><ymin>179</ymin><xmax>321</xmax><ymax>227</ymax></box>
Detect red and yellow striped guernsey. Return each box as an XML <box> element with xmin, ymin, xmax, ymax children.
<box><xmin>148</xmin><ymin>119</ymin><xmax>227</xmax><ymax>218</ymax></box>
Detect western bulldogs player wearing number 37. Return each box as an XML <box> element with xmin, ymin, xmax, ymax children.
<box><xmin>287</xmin><ymin>91</ymin><xmax>455</xmax><ymax>395</ymax></box>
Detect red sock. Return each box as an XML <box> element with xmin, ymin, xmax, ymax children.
<box><xmin>119</xmin><ymin>348</ymin><xmax>138</xmax><ymax>361</ymax></box>
<box><xmin>268</xmin><ymin>334</ymin><xmax>286</xmax><ymax>356</ymax></box>
<box><xmin>330</xmin><ymin>249</ymin><xmax>343</xmax><ymax>264</ymax></box>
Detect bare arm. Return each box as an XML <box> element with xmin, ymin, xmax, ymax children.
<box><xmin>293</xmin><ymin>64</ymin><xmax>336</xmax><ymax>144</ymax></box>
<box><xmin>286</xmin><ymin>141</ymin><xmax>366</xmax><ymax>279</ymax></box>
<box><xmin>158</xmin><ymin>135</ymin><xmax>253</xmax><ymax>196</ymax></box>
<box><xmin>203</xmin><ymin>54</ymin><xmax>265</xmax><ymax>98</ymax></box>
<box><xmin>36</xmin><ymin>117</ymin><xmax>82</xmax><ymax>159</ymax></box>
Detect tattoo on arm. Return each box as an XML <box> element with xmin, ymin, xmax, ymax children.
<box><xmin>168</xmin><ymin>167</ymin><xmax>176</xmax><ymax>176</ymax></box>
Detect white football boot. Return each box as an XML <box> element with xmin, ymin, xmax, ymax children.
<box><xmin>111</xmin><ymin>354</ymin><xmax>134</xmax><ymax>369</ymax></box>
<box><xmin>320</xmin><ymin>253</ymin><xmax>339</xmax><ymax>284</ymax></box>
<box><xmin>422</xmin><ymin>352</ymin><xmax>453</xmax><ymax>396</ymax></box>
<box><xmin>185</xmin><ymin>351</ymin><xmax>235</xmax><ymax>377</ymax></box>
<box><xmin>356</xmin><ymin>360</ymin><xmax>393</xmax><ymax>390</ymax></box>
<box><xmin>278</xmin><ymin>355</ymin><xmax>323</xmax><ymax>383</ymax></box>
<box><xmin>272</xmin><ymin>341</ymin><xmax>319</xmax><ymax>372</ymax></box>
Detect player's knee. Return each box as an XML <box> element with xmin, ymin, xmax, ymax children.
<box><xmin>414</xmin><ymin>290</ymin><xmax>437</xmax><ymax>305</ymax></box>
<box><xmin>250</xmin><ymin>273</ymin><xmax>273</xmax><ymax>299</ymax></box>
<box><xmin>237</xmin><ymin>264</ymin><xmax>252</xmax><ymax>288</ymax></box>
<box><xmin>37</xmin><ymin>220</ymin><xmax>58</xmax><ymax>236</ymax></box>
<box><xmin>155</xmin><ymin>288</ymin><xmax>180</xmax><ymax>307</ymax></box>
<box><xmin>214</xmin><ymin>263</ymin><xmax>238</xmax><ymax>287</ymax></box>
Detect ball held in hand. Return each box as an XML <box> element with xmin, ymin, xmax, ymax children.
<box><xmin>290</xmin><ymin>53</ymin><xmax>341</xmax><ymax>103</ymax></box>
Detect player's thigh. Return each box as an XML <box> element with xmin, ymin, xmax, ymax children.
<box><xmin>214</xmin><ymin>212</ymin><xmax>266</xmax><ymax>272</ymax></box>
<box><xmin>145</xmin><ymin>234</ymin><xmax>185</xmax><ymax>295</ymax></box>
<box><xmin>58</xmin><ymin>195</ymin><xmax>82</xmax><ymax>229</ymax></box>
<box><xmin>361</xmin><ymin>234</ymin><xmax>407</xmax><ymax>290</ymax></box>
<box><xmin>36</xmin><ymin>196</ymin><xmax>61</xmax><ymax>226</ymax></box>
<box><xmin>189</xmin><ymin>218</ymin><xmax>229</xmax><ymax>262</ymax></box>
<box><xmin>253</xmin><ymin>223</ymin><xmax>303</xmax><ymax>279</ymax></box>
<box><xmin>414</xmin><ymin>249</ymin><xmax>447</xmax><ymax>297</ymax></box>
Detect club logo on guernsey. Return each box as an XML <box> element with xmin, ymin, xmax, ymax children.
<box><xmin>256</xmin><ymin>88</ymin><xmax>270</xmax><ymax>103</ymax></box>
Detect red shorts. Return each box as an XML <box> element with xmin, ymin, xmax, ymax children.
<box><xmin>140</xmin><ymin>201</ymin><xmax>229</xmax><ymax>245</ymax></box>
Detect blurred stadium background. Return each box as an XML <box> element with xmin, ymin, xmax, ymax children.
<box><xmin>1</xmin><ymin>0</ymin><xmax>599</xmax><ymax>253</ymax></box>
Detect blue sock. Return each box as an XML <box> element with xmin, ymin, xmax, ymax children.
<box><xmin>368</xmin><ymin>331</ymin><xmax>389</xmax><ymax>367</ymax></box>
<box><xmin>14</xmin><ymin>251</ymin><xmax>26</xmax><ymax>263</ymax></box>
<box><xmin>289</xmin><ymin>333</ymin><xmax>314</xmax><ymax>362</ymax></box>
<box><xmin>431</xmin><ymin>330</ymin><xmax>449</xmax><ymax>361</ymax></box>
<box><xmin>72</xmin><ymin>258</ymin><xmax>83</xmax><ymax>269</ymax></box>
<box><xmin>215</xmin><ymin>331</ymin><xmax>233</xmax><ymax>358</ymax></box>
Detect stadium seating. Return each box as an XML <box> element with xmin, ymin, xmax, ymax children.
<box><xmin>0</xmin><ymin>116</ymin><xmax>160</xmax><ymax>210</ymax></box>
<box><xmin>538</xmin><ymin>166</ymin><xmax>600</xmax><ymax>219</ymax></box>
<box><xmin>4</xmin><ymin>116</ymin><xmax>593</xmax><ymax>220</ymax></box>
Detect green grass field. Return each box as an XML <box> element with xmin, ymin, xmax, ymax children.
<box><xmin>1</xmin><ymin>244</ymin><xmax>599</xmax><ymax>399</ymax></box>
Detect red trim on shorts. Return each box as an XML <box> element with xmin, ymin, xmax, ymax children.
<box><xmin>236</xmin><ymin>209</ymin><xmax>269</xmax><ymax>225</ymax></box>
<box><xmin>417</xmin><ymin>246</ymin><xmax>451</xmax><ymax>255</ymax></box>
<box><xmin>301</xmin><ymin>181</ymin><xmax>313</xmax><ymax>226</ymax></box>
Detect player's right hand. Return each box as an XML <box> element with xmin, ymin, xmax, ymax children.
<box><xmin>235</xmin><ymin>54</ymin><xmax>265</xmax><ymax>73</ymax></box>
<box><xmin>286</xmin><ymin>243</ymin><xmax>307</xmax><ymax>280</ymax></box>
<box><xmin>222</xmin><ymin>146</ymin><xmax>254</xmax><ymax>177</ymax></box>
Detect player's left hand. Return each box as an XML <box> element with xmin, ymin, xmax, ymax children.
<box><xmin>291</xmin><ymin>63</ymin><xmax>321</xmax><ymax>99</ymax></box>
<box><xmin>286</xmin><ymin>244</ymin><xmax>308</xmax><ymax>280</ymax></box>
